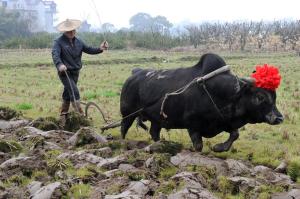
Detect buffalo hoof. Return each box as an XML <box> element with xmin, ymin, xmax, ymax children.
<box><xmin>193</xmin><ymin>143</ymin><xmax>203</xmax><ymax>152</ymax></box>
<box><xmin>212</xmin><ymin>143</ymin><xmax>227</xmax><ymax>152</ymax></box>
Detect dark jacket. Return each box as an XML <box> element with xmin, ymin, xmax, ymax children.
<box><xmin>52</xmin><ymin>34</ymin><xmax>103</xmax><ymax>71</ymax></box>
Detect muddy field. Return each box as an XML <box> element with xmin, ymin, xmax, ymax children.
<box><xmin>0</xmin><ymin>49</ymin><xmax>300</xmax><ymax>198</ymax></box>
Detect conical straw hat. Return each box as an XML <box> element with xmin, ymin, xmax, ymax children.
<box><xmin>56</xmin><ymin>19</ymin><xmax>82</xmax><ymax>32</ymax></box>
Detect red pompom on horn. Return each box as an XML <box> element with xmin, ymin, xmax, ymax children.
<box><xmin>251</xmin><ymin>64</ymin><xmax>281</xmax><ymax>91</ymax></box>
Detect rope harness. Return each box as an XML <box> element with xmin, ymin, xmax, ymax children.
<box><xmin>160</xmin><ymin>65</ymin><xmax>230</xmax><ymax>119</ymax></box>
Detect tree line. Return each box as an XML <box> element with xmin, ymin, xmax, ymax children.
<box><xmin>184</xmin><ymin>20</ymin><xmax>300</xmax><ymax>52</ymax></box>
<box><xmin>0</xmin><ymin>8</ymin><xmax>299</xmax><ymax>52</ymax></box>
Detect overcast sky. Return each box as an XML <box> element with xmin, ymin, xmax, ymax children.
<box><xmin>53</xmin><ymin>0</ymin><xmax>300</xmax><ymax>29</ymax></box>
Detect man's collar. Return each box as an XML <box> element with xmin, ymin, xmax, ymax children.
<box><xmin>62</xmin><ymin>34</ymin><xmax>76</xmax><ymax>41</ymax></box>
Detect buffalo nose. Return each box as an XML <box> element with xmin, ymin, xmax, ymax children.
<box><xmin>274</xmin><ymin>116</ymin><xmax>284</xmax><ymax>124</ymax></box>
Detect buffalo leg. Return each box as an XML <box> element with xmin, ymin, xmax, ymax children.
<box><xmin>121</xmin><ymin>116</ymin><xmax>135</xmax><ymax>139</ymax></box>
<box><xmin>136</xmin><ymin>117</ymin><xmax>148</xmax><ymax>131</ymax></box>
<box><xmin>213</xmin><ymin>129</ymin><xmax>239</xmax><ymax>152</ymax></box>
<box><xmin>149</xmin><ymin>122</ymin><xmax>161</xmax><ymax>141</ymax></box>
<box><xmin>188</xmin><ymin>129</ymin><xmax>203</xmax><ymax>152</ymax></box>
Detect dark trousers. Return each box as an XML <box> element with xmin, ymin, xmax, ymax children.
<box><xmin>58</xmin><ymin>70</ymin><xmax>80</xmax><ymax>102</ymax></box>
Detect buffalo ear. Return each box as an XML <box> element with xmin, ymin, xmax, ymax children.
<box><xmin>240</xmin><ymin>77</ymin><xmax>255</xmax><ymax>86</ymax></box>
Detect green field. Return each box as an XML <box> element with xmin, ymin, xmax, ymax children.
<box><xmin>1</xmin><ymin>49</ymin><xmax>300</xmax><ymax>171</ymax></box>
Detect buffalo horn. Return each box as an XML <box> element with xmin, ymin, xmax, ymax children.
<box><xmin>240</xmin><ymin>77</ymin><xmax>255</xmax><ymax>85</ymax></box>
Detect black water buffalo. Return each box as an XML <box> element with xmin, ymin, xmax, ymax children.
<box><xmin>120</xmin><ymin>53</ymin><xmax>283</xmax><ymax>152</ymax></box>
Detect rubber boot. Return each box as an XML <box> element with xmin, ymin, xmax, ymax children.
<box><xmin>59</xmin><ymin>100</ymin><xmax>70</xmax><ymax>128</ymax></box>
<box><xmin>71</xmin><ymin>101</ymin><xmax>84</xmax><ymax>116</ymax></box>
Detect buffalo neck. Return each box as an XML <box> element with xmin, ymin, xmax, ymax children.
<box><xmin>222</xmin><ymin>84</ymin><xmax>251</xmax><ymax>130</ymax></box>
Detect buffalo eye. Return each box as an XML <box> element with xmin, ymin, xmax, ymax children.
<box><xmin>253</xmin><ymin>93</ymin><xmax>266</xmax><ymax>105</ymax></box>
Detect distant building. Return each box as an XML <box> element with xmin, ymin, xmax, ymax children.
<box><xmin>79</xmin><ymin>20</ymin><xmax>91</xmax><ymax>32</ymax></box>
<box><xmin>0</xmin><ymin>0</ymin><xmax>56</xmax><ymax>32</ymax></box>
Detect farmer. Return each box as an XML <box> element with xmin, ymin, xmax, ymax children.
<box><xmin>52</xmin><ymin>19</ymin><xmax>108</xmax><ymax>127</ymax></box>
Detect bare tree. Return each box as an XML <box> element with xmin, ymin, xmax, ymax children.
<box><xmin>209</xmin><ymin>22</ymin><xmax>223</xmax><ymax>46</ymax></box>
<box><xmin>185</xmin><ymin>23</ymin><xmax>213</xmax><ymax>48</ymax></box>
<box><xmin>286</xmin><ymin>21</ymin><xmax>300</xmax><ymax>50</ymax></box>
<box><xmin>273</xmin><ymin>20</ymin><xmax>300</xmax><ymax>50</ymax></box>
<box><xmin>236</xmin><ymin>21</ymin><xmax>253</xmax><ymax>51</ymax></box>
<box><xmin>252</xmin><ymin>21</ymin><xmax>273</xmax><ymax>50</ymax></box>
<box><xmin>222</xmin><ymin>22</ymin><xmax>239</xmax><ymax>51</ymax></box>
<box><xmin>185</xmin><ymin>25</ymin><xmax>201</xmax><ymax>48</ymax></box>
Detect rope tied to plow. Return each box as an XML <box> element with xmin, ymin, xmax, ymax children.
<box><xmin>160</xmin><ymin>65</ymin><xmax>230</xmax><ymax>119</ymax></box>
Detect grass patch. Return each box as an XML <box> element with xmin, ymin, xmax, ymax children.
<box><xmin>32</xmin><ymin>170</ymin><xmax>48</xmax><ymax>181</ymax></box>
<box><xmin>155</xmin><ymin>180</ymin><xmax>185</xmax><ymax>195</ymax></box>
<box><xmin>159</xmin><ymin>166</ymin><xmax>178</xmax><ymax>180</ymax></box>
<box><xmin>32</xmin><ymin>116</ymin><xmax>59</xmax><ymax>131</ymax></box>
<box><xmin>67</xmin><ymin>167</ymin><xmax>94</xmax><ymax>179</ymax></box>
<box><xmin>47</xmin><ymin>158</ymin><xmax>73</xmax><ymax>175</ymax></box>
<box><xmin>108</xmin><ymin>141</ymin><xmax>124</xmax><ymax>150</ymax></box>
<box><xmin>100</xmin><ymin>90</ymin><xmax>119</xmax><ymax>97</ymax></box>
<box><xmin>128</xmin><ymin>171</ymin><xmax>147</xmax><ymax>181</ymax></box>
<box><xmin>4</xmin><ymin>174</ymin><xmax>32</xmax><ymax>188</ymax></box>
<box><xmin>218</xmin><ymin>176</ymin><xmax>233</xmax><ymax>196</ymax></box>
<box><xmin>0</xmin><ymin>106</ymin><xmax>21</xmax><ymax>120</ymax></box>
<box><xmin>186</xmin><ymin>165</ymin><xmax>217</xmax><ymax>188</ymax></box>
<box><xmin>44</xmin><ymin>150</ymin><xmax>73</xmax><ymax>175</ymax></box>
<box><xmin>250</xmin><ymin>185</ymin><xmax>285</xmax><ymax>199</ymax></box>
<box><xmin>83</xmin><ymin>91</ymin><xmax>98</xmax><ymax>100</ymax></box>
<box><xmin>16</xmin><ymin>103</ymin><xmax>33</xmax><ymax>110</ymax></box>
<box><xmin>106</xmin><ymin>183</ymin><xmax>124</xmax><ymax>195</ymax></box>
<box><xmin>148</xmin><ymin>140</ymin><xmax>183</xmax><ymax>155</ymax></box>
<box><xmin>45</xmin><ymin>149</ymin><xmax>63</xmax><ymax>160</ymax></box>
<box><xmin>115</xmin><ymin>81</ymin><xmax>124</xmax><ymax>87</ymax></box>
<box><xmin>64</xmin><ymin>112</ymin><xmax>92</xmax><ymax>132</ymax></box>
<box><xmin>156</xmin><ymin>180</ymin><xmax>177</xmax><ymax>195</ymax></box>
<box><xmin>68</xmin><ymin>183</ymin><xmax>91</xmax><ymax>199</ymax></box>
<box><xmin>127</xmin><ymin>151</ymin><xmax>151</xmax><ymax>164</ymax></box>
<box><xmin>287</xmin><ymin>158</ymin><xmax>300</xmax><ymax>182</ymax></box>
<box><xmin>0</xmin><ymin>140</ymin><xmax>23</xmax><ymax>154</ymax></box>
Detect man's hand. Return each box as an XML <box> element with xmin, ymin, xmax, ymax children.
<box><xmin>100</xmin><ymin>41</ymin><xmax>109</xmax><ymax>51</ymax></box>
<box><xmin>58</xmin><ymin>64</ymin><xmax>67</xmax><ymax>72</ymax></box>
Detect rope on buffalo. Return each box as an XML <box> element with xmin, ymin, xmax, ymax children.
<box><xmin>100</xmin><ymin>108</ymin><xmax>144</xmax><ymax>132</ymax></box>
<box><xmin>160</xmin><ymin>79</ymin><xmax>198</xmax><ymax>118</ymax></box>
<box><xmin>160</xmin><ymin>65</ymin><xmax>230</xmax><ymax>118</ymax></box>
<box><xmin>202</xmin><ymin>82</ymin><xmax>225</xmax><ymax>120</ymax></box>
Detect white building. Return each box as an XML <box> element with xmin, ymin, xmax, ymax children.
<box><xmin>0</xmin><ymin>0</ymin><xmax>56</xmax><ymax>32</ymax></box>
